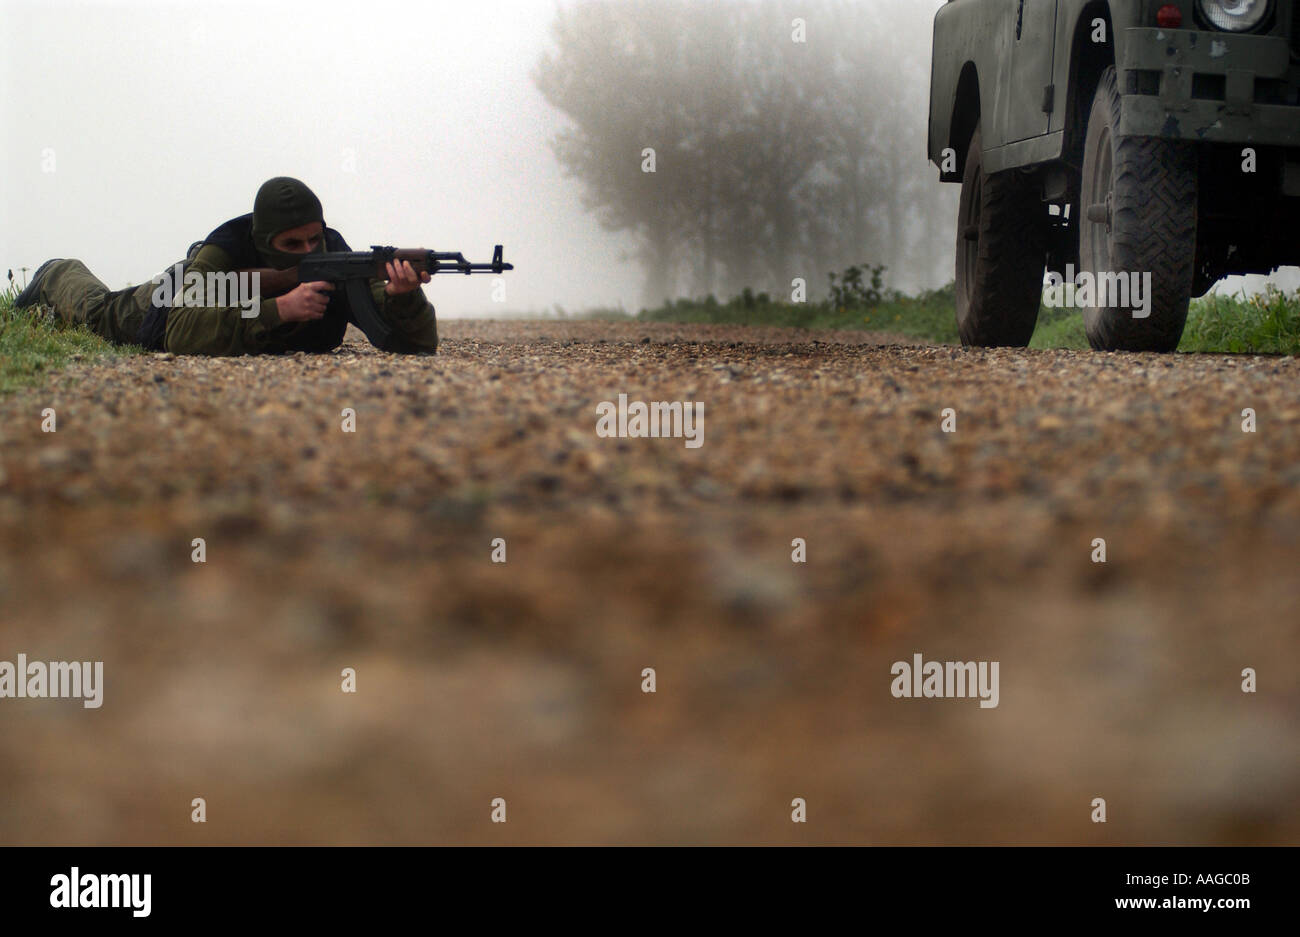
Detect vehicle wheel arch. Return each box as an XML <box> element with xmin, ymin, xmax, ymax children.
<box><xmin>1062</xmin><ymin>1</ymin><xmax>1116</xmax><ymax>167</ymax></box>
<box><xmin>945</xmin><ymin>63</ymin><xmax>981</xmax><ymax>181</ymax></box>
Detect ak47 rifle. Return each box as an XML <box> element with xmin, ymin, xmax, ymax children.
<box><xmin>247</xmin><ymin>245</ymin><xmax>513</xmax><ymax>351</ymax></box>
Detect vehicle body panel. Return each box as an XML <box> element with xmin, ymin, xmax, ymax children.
<box><xmin>930</xmin><ymin>0</ymin><xmax>1300</xmax><ymax>174</ymax></box>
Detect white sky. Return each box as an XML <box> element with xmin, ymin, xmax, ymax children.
<box><xmin>1</xmin><ymin>0</ymin><xmax>1293</xmax><ymax>316</ymax></box>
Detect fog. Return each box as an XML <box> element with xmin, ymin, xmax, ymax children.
<box><xmin>2</xmin><ymin>0</ymin><xmax>1292</xmax><ymax>317</ymax></box>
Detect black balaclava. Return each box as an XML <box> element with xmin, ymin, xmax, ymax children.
<box><xmin>251</xmin><ymin>177</ymin><xmax>326</xmax><ymax>270</ymax></box>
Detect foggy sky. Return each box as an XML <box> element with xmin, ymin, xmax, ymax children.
<box><xmin>2</xmin><ymin>0</ymin><xmax>1292</xmax><ymax>316</ymax></box>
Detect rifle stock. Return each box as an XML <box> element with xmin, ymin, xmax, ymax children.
<box><xmin>241</xmin><ymin>267</ymin><xmax>299</xmax><ymax>298</ymax></box>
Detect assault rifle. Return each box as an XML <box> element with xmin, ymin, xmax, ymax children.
<box><xmin>245</xmin><ymin>245</ymin><xmax>513</xmax><ymax>351</ymax></box>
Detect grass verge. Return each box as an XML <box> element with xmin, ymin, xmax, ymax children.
<box><xmin>636</xmin><ymin>270</ymin><xmax>1300</xmax><ymax>355</ymax></box>
<box><xmin>0</xmin><ymin>285</ymin><xmax>138</xmax><ymax>394</ymax></box>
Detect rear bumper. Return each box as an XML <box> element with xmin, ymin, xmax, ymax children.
<box><xmin>1117</xmin><ymin>27</ymin><xmax>1300</xmax><ymax>147</ymax></box>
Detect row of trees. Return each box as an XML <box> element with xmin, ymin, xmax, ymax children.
<box><xmin>534</xmin><ymin>0</ymin><xmax>958</xmax><ymax>308</ymax></box>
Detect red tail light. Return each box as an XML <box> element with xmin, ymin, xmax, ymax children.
<box><xmin>1157</xmin><ymin>5</ymin><xmax>1184</xmax><ymax>28</ymax></box>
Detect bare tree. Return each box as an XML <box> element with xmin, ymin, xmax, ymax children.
<box><xmin>534</xmin><ymin>0</ymin><xmax>957</xmax><ymax>307</ymax></box>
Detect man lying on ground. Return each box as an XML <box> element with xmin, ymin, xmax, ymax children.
<box><xmin>15</xmin><ymin>176</ymin><xmax>438</xmax><ymax>356</ymax></box>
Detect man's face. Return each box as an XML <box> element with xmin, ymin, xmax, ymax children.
<box><xmin>270</xmin><ymin>221</ymin><xmax>324</xmax><ymax>254</ymax></box>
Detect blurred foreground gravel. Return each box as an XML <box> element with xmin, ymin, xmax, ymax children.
<box><xmin>1</xmin><ymin>320</ymin><xmax>1297</xmax><ymax>844</ymax></box>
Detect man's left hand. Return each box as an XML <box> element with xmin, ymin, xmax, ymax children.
<box><xmin>385</xmin><ymin>259</ymin><xmax>432</xmax><ymax>296</ymax></box>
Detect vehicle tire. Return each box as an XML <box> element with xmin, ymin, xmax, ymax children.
<box><xmin>1079</xmin><ymin>66</ymin><xmax>1197</xmax><ymax>351</ymax></box>
<box><xmin>955</xmin><ymin>126</ymin><xmax>1047</xmax><ymax>347</ymax></box>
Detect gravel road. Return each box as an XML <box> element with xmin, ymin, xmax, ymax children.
<box><xmin>1</xmin><ymin>320</ymin><xmax>1297</xmax><ymax>844</ymax></box>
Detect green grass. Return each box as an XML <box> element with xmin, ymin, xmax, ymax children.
<box><xmin>1032</xmin><ymin>286</ymin><xmax>1300</xmax><ymax>353</ymax></box>
<box><xmin>1028</xmin><ymin>302</ymin><xmax>1090</xmax><ymax>350</ymax></box>
<box><xmin>0</xmin><ymin>285</ymin><xmax>138</xmax><ymax>393</ymax></box>
<box><xmin>1179</xmin><ymin>286</ymin><xmax>1300</xmax><ymax>354</ymax></box>
<box><xmin>638</xmin><ymin>281</ymin><xmax>962</xmax><ymax>341</ymax></box>
<box><xmin>636</xmin><ymin>272</ymin><xmax>1300</xmax><ymax>355</ymax></box>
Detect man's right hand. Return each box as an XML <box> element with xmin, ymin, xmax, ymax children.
<box><xmin>275</xmin><ymin>280</ymin><xmax>334</xmax><ymax>322</ymax></box>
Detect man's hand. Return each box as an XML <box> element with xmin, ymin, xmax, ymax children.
<box><xmin>276</xmin><ymin>280</ymin><xmax>334</xmax><ymax>322</ymax></box>
<box><xmin>385</xmin><ymin>259</ymin><xmax>432</xmax><ymax>296</ymax></box>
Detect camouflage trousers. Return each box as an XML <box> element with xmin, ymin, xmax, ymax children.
<box><xmin>37</xmin><ymin>259</ymin><xmax>155</xmax><ymax>347</ymax></box>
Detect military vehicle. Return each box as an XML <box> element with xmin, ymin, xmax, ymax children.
<box><xmin>929</xmin><ymin>0</ymin><xmax>1300</xmax><ymax>350</ymax></box>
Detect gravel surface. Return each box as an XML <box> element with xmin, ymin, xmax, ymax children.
<box><xmin>1</xmin><ymin>320</ymin><xmax>1297</xmax><ymax>844</ymax></box>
